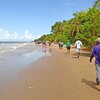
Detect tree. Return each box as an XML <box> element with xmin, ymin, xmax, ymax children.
<box><xmin>36</xmin><ymin>0</ymin><xmax>100</xmax><ymax>49</ymax></box>
<box><xmin>93</xmin><ymin>0</ymin><xmax>100</xmax><ymax>9</ymax></box>
<box><xmin>51</xmin><ymin>21</ymin><xmax>63</xmax><ymax>33</ymax></box>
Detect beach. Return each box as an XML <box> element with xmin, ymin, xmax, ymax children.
<box><xmin>0</xmin><ymin>44</ymin><xmax>100</xmax><ymax>100</ymax></box>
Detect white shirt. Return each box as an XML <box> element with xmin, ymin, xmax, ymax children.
<box><xmin>75</xmin><ymin>40</ymin><xmax>82</xmax><ymax>48</ymax></box>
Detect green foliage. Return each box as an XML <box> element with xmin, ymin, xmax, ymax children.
<box><xmin>93</xmin><ymin>0</ymin><xmax>100</xmax><ymax>9</ymax></box>
<box><xmin>36</xmin><ymin>1</ymin><xmax>100</xmax><ymax>49</ymax></box>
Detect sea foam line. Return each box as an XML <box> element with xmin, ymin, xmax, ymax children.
<box><xmin>0</xmin><ymin>43</ymin><xmax>27</xmax><ymax>54</ymax></box>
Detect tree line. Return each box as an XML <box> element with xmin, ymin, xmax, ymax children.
<box><xmin>35</xmin><ymin>0</ymin><xmax>100</xmax><ymax>49</ymax></box>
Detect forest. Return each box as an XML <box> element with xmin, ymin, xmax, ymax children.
<box><xmin>36</xmin><ymin>0</ymin><xmax>100</xmax><ymax>49</ymax></box>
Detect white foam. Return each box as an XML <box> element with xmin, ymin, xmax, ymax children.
<box><xmin>0</xmin><ymin>43</ymin><xmax>27</xmax><ymax>54</ymax></box>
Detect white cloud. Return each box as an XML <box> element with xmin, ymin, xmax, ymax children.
<box><xmin>0</xmin><ymin>28</ymin><xmax>35</xmax><ymax>41</ymax></box>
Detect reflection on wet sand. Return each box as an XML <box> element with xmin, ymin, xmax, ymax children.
<box><xmin>0</xmin><ymin>43</ymin><xmax>51</xmax><ymax>99</ymax></box>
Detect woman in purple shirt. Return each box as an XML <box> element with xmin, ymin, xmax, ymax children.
<box><xmin>90</xmin><ymin>38</ymin><xmax>100</xmax><ymax>85</ymax></box>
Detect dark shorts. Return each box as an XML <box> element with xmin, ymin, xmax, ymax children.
<box><xmin>67</xmin><ymin>46</ymin><xmax>70</xmax><ymax>50</ymax></box>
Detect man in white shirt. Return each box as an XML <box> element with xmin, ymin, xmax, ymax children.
<box><xmin>75</xmin><ymin>39</ymin><xmax>82</xmax><ymax>58</ymax></box>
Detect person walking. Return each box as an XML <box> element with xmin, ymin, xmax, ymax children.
<box><xmin>75</xmin><ymin>39</ymin><xmax>82</xmax><ymax>58</ymax></box>
<box><xmin>66</xmin><ymin>40</ymin><xmax>71</xmax><ymax>53</ymax></box>
<box><xmin>90</xmin><ymin>38</ymin><xmax>100</xmax><ymax>85</ymax></box>
<box><xmin>58</xmin><ymin>41</ymin><xmax>63</xmax><ymax>49</ymax></box>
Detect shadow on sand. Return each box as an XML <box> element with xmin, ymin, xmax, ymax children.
<box><xmin>82</xmin><ymin>78</ymin><xmax>100</xmax><ymax>92</ymax></box>
<box><xmin>80</xmin><ymin>52</ymin><xmax>91</xmax><ymax>57</ymax></box>
<box><xmin>64</xmin><ymin>52</ymin><xmax>70</xmax><ymax>55</ymax></box>
<box><xmin>72</xmin><ymin>52</ymin><xmax>91</xmax><ymax>58</ymax></box>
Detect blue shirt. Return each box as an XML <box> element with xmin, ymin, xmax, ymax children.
<box><xmin>91</xmin><ymin>44</ymin><xmax>100</xmax><ymax>64</ymax></box>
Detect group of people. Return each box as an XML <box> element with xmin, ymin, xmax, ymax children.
<box><xmin>60</xmin><ymin>38</ymin><xmax>100</xmax><ymax>85</ymax></box>
<box><xmin>40</xmin><ymin>38</ymin><xmax>100</xmax><ymax>85</ymax></box>
<box><xmin>66</xmin><ymin>39</ymin><xmax>82</xmax><ymax>58</ymax></box>
<box><xmin>58</xmin><ymin>39</ymin><xmax>82</xmax><ymax>56</ymax></box>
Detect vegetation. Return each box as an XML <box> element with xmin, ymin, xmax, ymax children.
<box><xmin>36</xmin><ymin>0</ymin><xmax>100</xmax><ymax>49</ymax></box>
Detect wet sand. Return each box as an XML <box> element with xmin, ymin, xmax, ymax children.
<box><xmin>0</xmin><ymin>45</ymin><xmax>100</xmax><ymax>100</ymax></box>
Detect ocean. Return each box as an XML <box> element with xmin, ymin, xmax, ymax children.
<box><xmin>0</xmin><ymin>42</ymin><xmax>51</xmax><ymax>87</ymax></box>
<box><xmin>0</xmin><ymin>42</ymin><xmax>51</xmax><ymax>69</ymax></box>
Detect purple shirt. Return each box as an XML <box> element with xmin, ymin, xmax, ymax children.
<box><xmin>91</xmin><ymin>44</ymin><xmax>100</xmax><ymax>64</ymax></box>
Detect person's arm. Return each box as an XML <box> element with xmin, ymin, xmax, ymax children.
<box><xmin>80</xmin><ymin>41</ymin><xmax>82</xmax><ymax>47</ymax></box>
<box><xmin>90</xmin><ymin>55</ymin><xmax>94</xmax><ymax>63</ymax></box>
<box><xmin>89</xmin><ymin>48</ymin><xmax>95</xmax><ymax>63</ymax></box>
<box><xmin>75</xmin><ymin>42</ymin><xmax>77</xmax><ymax>48</ymax></box>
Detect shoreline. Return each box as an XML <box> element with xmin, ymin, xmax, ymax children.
<box><xmin>0</xmin><ymin>44</ymin><xmax>99</xmax><ymax>100</ymax></box>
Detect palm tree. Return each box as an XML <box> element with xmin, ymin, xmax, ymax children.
<box><xmin>92</xmin><ymin>0</ymin><xmax>100</xmax><ymax>36</ymax></box>
<box><xmin>93</xmin><ymin>0</ymin><xmax>100</xmax><ymax>9</ymax></box>
<box><xmin>51</xmin><ymin>21</ymin><xmax>63</xmax><ymax>33</ymax></box>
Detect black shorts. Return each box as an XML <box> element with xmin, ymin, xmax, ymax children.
<box><xmin>67</xmin><ymin>46</ymin><xmax>70</xmax><ymax>50</ymax></box>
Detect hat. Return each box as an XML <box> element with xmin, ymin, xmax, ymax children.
<box><xmin>96</xmin><ymin>38</ymin><xmax>100</xmax><ymax>44</ymax></box>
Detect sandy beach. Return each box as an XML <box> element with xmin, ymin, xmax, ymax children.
<box><xmin>0</xmin><ymin>45</ymin><xmax>100</xmax><ymax>100</ymax></box>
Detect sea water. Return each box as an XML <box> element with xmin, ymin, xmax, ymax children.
<box><xmin>0</xmin><ymin>42</ymin><xmax>51</xmax><ymax>70</ymax></box>
<box><xmin>0</xmin><ymin>42</ymin><xmax>51</xmax><ymax>86</ymax></box>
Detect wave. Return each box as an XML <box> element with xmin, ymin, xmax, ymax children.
<box><xmin>0</xmin><ymin>43</ymin><xmax>27</xmax><ymax>54</ymax></box>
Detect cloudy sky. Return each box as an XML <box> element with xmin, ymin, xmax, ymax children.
<box><xmin>0</xmin><ymin>0</ymin><xmax>95</xmax><ymax>41</ymax></box>
<box><xmin>0</xmin><ymin>28</ymin><xmax>35</xmax><ymax>41</ymax></box>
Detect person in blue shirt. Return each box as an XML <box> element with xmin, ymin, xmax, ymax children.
<box><xmin>90</xmin><ymin>38</ymin><xmax>100</xmax><ymax>85</ymax></box>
